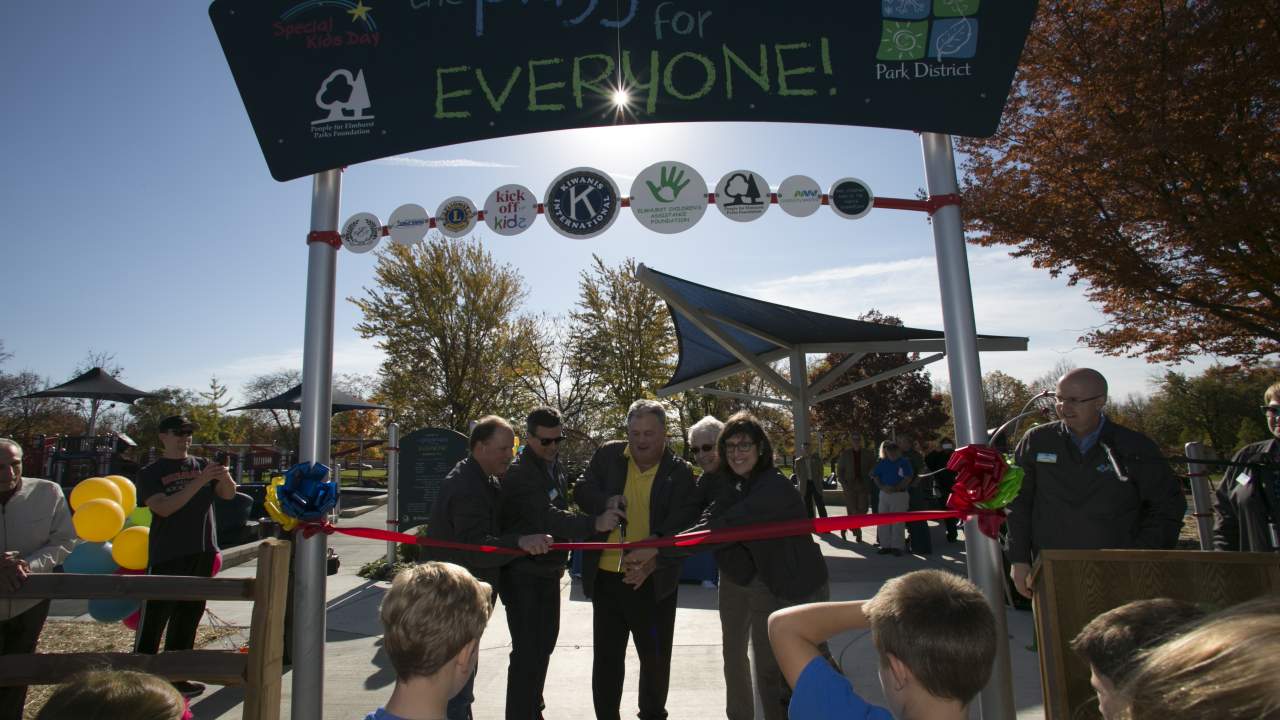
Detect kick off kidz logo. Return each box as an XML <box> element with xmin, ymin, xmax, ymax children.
<box><xmin>876</xmin><ymin>0</ymin><xmax>979</xmax><ymax>81</ymax></box>
<box><xmin>274</xmin><ymin>0</ymin><xmax>380</xmax><ymax>50</ymax></box>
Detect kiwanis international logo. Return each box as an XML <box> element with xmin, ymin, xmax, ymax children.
<box><xmin>544</xmin><ymin>168</ymin><xmax>620</xmax><ymax>240</ymax></box>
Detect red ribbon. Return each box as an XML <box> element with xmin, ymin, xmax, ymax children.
<box><xmin>296</xmin><ymin>509</ymin><xmax>1003</xmax><ymax>554</ymax></box>
<box><xmin>944</xmin><ymin>444</ymin><xmax>1009</xmax><ymax>538</ymax></box>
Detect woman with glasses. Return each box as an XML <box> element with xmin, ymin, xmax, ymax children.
<box><xmin>1213</xmin><ymin>381</ymin><xmax>1280</xmax><ymax>552</ymax></box>
<box><xmin>690</xmin><ymin>411</ymin><xmax>829</xmax><ymax>720</ymax></box>
<box><xmin>870</xmin><ymin>441</ymin><xmax>914</xmax><ymax>556</ymax></box>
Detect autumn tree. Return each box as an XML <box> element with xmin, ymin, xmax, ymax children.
<box><xmin>810</xmin><ymin>311</ymin><xmax>949</xmax><ymax>451</ymax></box>
<box><xmin>351</xmin><ymin>235</ymin><xmax>537</xmax><ymax>433</ymax></box>
<box><xmin>958</xmin><ymin>2</ymin><xmax>1280</xmax><ymax>363</ymax></box>
<box><xmin>568</xmin><ymin>255</ymin><xmax>676</xmax><ymax>437</ymax></box>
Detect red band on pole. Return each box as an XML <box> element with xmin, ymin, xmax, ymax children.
<box><xmin>306</xmin><ymin>231</ymin><xmax>342</xmax><ymax>249</ymax></box>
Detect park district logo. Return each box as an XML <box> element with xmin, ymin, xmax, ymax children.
<box><xmin>876</xmin><ymin>0</ymin><xmax>979</xmax><ymax>80</ymax></box>
<box><xmin>544</xmin><ymin>168</ymin><xmax>620</xmax><ymax>240</ymax></box>
<box><xmin>311</xmin><ymin>68</ymin><xmax>375</xmax><ymax>140</ymax></box>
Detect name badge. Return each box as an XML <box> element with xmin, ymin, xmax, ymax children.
<box><xmin>1236</xmin><ymin>470</ymin><xmax>1252</xmax><ymax>487</ymax></box>
<box><xmin>548</xmin><ymin>488</ymin><xmax>559</xmax><ymax>501</ymax></box>
<box><xmin>1036</xmin><ymin>452</ymin><xmax>1057</xmax><ymax>464</ymax></box>
<box><xmin>1096</xmin><ymin>463</ymin><xmax>1112</xmax><ymax>474</ymax></box>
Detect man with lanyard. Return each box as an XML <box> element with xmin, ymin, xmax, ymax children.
<box><xmin>1007</xmin><ymin>369</ymin><xmax>1185</xmax><ymax>599</ymax></box>
<box><xmin>499</xmin><ymin>407</ymin><xmax>624</xmax><ymax>720</ymax></box>
<box><xmin>425</xmin><ymin>415</ymin><xmax>552</xmax><ymax>720</ymax></box>
<box><xmin>574</xmin><ymin>399</ymin><xmax>701</xmax><ymax>720</ymax></box>
<box><xmin>134</xmin><ymin>415</ymin><xmax>238</xmax><ymax>697</ymax></box>
<box><xmin>1213</xmin><ymin>381</ymin><xmax>1280</xmax><ymax>552</ymax></box>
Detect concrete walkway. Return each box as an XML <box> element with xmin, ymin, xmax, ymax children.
<box><xmin>86</xmin><ymin>507</ymin><xmax>1047</xmax><ymax>718</ymax></box>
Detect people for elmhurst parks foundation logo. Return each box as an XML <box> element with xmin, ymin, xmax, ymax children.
<box><xmin>311</xmin><ymin>68</ymin><xmax>376</xmax><ymax>140</ymax></box>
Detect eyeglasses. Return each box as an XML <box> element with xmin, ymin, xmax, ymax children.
<box><xmin>1262</xmin><ymin>405</ymin><xmax>1280</xmax><ymax>416</ymax></box>
<box><xmin>724</xmin><ymin>441</ymin><xmax>757</xmax><ymax>455</ymax></box>
<box><xmin>536</xmin><ymin>436</ymin><xmax>566</xmax><ymax>447</ymax></box>
<box><xmin>1054</xmin><ymin>393</ymin><xmax>1105</xmax><ymax>406</ymax></box>
<box><xmin>690</xmin><ymin>443</ymin><xmax>715</xmax><ymax>454</ymax></box>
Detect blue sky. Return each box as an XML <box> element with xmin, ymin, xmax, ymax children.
<box><xmin>1</xmin><ymin>3</ymin><xmax>1215</xmax><ymax>415</ymax></box>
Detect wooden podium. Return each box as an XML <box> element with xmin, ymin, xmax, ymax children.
<box><xmin>1031</xmin><ymin>549</ymin><xmax>1280</xmax><ymax>719</ymax></box>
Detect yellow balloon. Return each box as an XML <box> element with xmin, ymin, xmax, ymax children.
<box><xmin>69</xmin><ymin>477</ymin><xmax>123</xmax><ymax>512</ymax></box>
<box><xmin>104</xmin><ymin>475</ymin><xmax>137</xmax><ymax>515</ymax></box>
<box><xmin>73</xmin><ymin>498</ymin><xmax>126</xmax><ymax>543</ymax></box>
<box><xmin>110</xmin><ymin>526</ymin><xmax>150</xmax><ymax>570</ymax></box>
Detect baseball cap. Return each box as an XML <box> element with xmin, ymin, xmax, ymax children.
<box><xmin>158</xmin><ymin>415</ymin><xmax>198</xmax><ymax>434</ymax></box>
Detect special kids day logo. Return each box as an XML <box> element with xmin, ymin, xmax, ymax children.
<box><xmin>877</xmin><ymin>0</ymin><xmax>978</xmax><ymax>78</ymax></box>
<box><xmin>629</xmin><ymin>162</ymin><xmax>708</xmax><ymax>235</ymax></box>
<box><xmin>274</xmin><ymin>0</ymin><xmax>380</xmax><ymax>50</ymax></box>
<box><xmin>544</xmin><ymin>168</ymin><xmax>620</xmax><ymax>240</ymax></box>
<box><xmin>312</xmin><ymin>68</ymin><xmax>376</xmax><ymax>139</ymax></box>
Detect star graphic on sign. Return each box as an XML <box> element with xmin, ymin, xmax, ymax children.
<box><xmin>347</xmin><ymin>0</ymin><xmax>373</xmax><ymax>22</ymax></box>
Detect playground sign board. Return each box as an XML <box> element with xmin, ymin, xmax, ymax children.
<box><xmin>396</xmin><ymin>427</ymin><xmax>468</xmax><ymax>531</ymax></box>
<box><xmin>210</xmin><ymin>0</ymin><xmax>1040</xmax><ymax>181</ymax></box>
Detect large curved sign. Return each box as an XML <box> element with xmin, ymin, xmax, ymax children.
<box><xmin>210</xmin><ymin>0</ymin><xmax>1039</xmax><ymax>181</ymax></box>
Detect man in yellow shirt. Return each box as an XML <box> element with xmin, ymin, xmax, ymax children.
<box><xmin>575</xmin><ymin>399</ymin><xmax>701</xmax><ymax>720</ymax></box>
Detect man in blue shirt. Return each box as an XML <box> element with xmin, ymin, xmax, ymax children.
<box><xmin>767</xmin><ymin>570</ymin><xmax>997</xmax><ymax>720</ymax></box>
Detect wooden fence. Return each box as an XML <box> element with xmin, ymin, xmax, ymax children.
<box><xmin>0</xmin><ymin>538</ymin><xmax>290</xmax><ymax>720</ymax></box>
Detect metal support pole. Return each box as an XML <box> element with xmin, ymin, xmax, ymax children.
<box><xmin>922</xmin><ymin>131</ymin><xmax>1015</xmax><ymax>719</ymax></box>
<box><xmin>790</xmin><ymin>349</ymin><xmax>810</xmax><ymax>460</ymax></box>
<box><xmin>1184</xmin><ymin>442</ymin><xmax>1215</xmax><ymax>550</ymax></box>
<box><xmin>386</xmin><ymin>422</ymin><xmax>400</xmax><ymax>566</ymax></box>
<box><xmin>292</xmin><ymin>168</ymin><xmax>341</xmax><ymax>720</ymax></box>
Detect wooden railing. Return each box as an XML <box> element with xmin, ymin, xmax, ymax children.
<box><xmin>0</xmin><ymin>538</ymin><xmax>290</xmax><ymax>720</ymax></box>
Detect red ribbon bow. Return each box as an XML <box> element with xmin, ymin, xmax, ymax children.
<box><xmin>944</xmin><ymin>444</ymin><xmax>1009</xmax><ymax>538</ymax></box>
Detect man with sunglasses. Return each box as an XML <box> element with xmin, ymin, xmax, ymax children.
<box><xmin>499</xmin><ymin>407</ymin><xmax>626</xmax><ymax>720</ymax></box>
<box><xmin>134</xmin><ymin>415</ymin><xmax>238</xmax><ymax>696</ymax></box>
<box><xmin>1213</xmin><ymin>381</ymin><xmax>1280</xmax><ymax>552</ymax></box>
<box><xmin>1007</xmin><ymin>369</ymin><xmax>1185</xmax><ymax>599</ymax></box>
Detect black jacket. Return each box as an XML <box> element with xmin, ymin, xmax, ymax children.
<box><xmin>501</xmin><ymin>445</ymin><xmax>600</xmax><ymax>577</ymax></box>
<box><xmin>424</xmin><ymin>456</ymin><xmax>520</xmax><ymax>588</ymax></box>
<box><xmin>1213</xmin><ymin>438</ymin><xmax>1279</xmax><ymax>552</ymax></box>
<box><xmin>697</xmin><ymin>466</ymin><xmax>828</xmax><ymax>601</ymax></box>
<box><xmin>1007</xmin><ymin>418</ymin><xmax>1186</xmax><ymax>564</ymax></box>
<box><xmin>574</xmin><ymin>440</ymin><xmax>700</xmax><ymax>600</ymax></box>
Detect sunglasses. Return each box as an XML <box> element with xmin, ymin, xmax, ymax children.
<box><xmin>536</xmin><ymin>436</ymin><xmax>566</xmax><ymax>447</ymax></box>
<box><xmin>690</xmin><ymin>443</ymin><xmax>716</xmax><ymax>454</ymax></box>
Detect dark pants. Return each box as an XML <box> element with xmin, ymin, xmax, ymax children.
<box><xmin>801</xmin><ymin>476</ymin><xmax>828</xmax><ymax>519</ymax></box>
<box><xmin>135</xmin><ymin>551</ymin><xmax>216</xmax><ymax>654</ymax></box>
<box><xmin>591</xmin><ymin>570</ymin><xmax>678</xmax><ymax>720</ymax></box>
<box><xmin>906</xmin><ymin>486</ymin><xmax>933</xmax><ymax>554</ymax></box>
<box><xmin>447</xmin><ymin>665</ymin><xmax>476</xmax><ymax>720</ymax></box>
<box><xmin>500</xmin><ymin>568</ymin><xmax>561</xmax><ymax>720</ymax></box>
<box><xmin>0</xmin><ymin>600</ymin><xmax>50</xmax><ymax>720</ymax></box>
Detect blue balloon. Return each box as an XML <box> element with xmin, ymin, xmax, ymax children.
<box><xmin>88</xmin><ymin>596</ymin><xmax>139</xmax><ymax>622</ymax></box>
<box><xmin>63</xmin><ymin>542</ymin><xmax>117</xmax><ymax>574</ymax></box>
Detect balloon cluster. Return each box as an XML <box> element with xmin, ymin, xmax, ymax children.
<box><xmin>944</xmin><ymin>445</ymin><xmax>1024</xmax><ymax>538</ymax></box>
<box><xmin>264</xmin><ymin>462</ymin><xmax>336</xmax><ymax>530</ymax></box>
<box><xmin>63</xmin><ymin>476</ymin><xmax>221</xmax><ymax>626</ymax></box>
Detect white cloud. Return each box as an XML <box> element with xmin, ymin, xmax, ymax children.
<box><xmin>372</xmin><ymin>157</ymin><xmax>518</xmax><ymax>169</ymax></box>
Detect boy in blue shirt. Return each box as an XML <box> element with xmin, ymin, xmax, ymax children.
<box><xmin>365</xmin><ymin>562</ymin><xmax>493</xmax><ymax>720</ymax></box>
<box><xmin>767</xmin><ymin>570</ymin><xmax>996</xmax><ymax>720</ymax></box>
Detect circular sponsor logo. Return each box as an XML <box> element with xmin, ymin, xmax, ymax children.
<box><xmin>544</xmin><ymin>167</ymin><xmax>620</xmax><ymax>240</ymax></box>
<box><xmin>482</xmin><ymin>184</ymin><xmax>538</xmax><ymax>237</ymax></box>
<box><xmin>388</xmin><ymin>204</ymin><xmax>431</xmax><ymax>246</ymax></box>
<box><xmin>777</xmin><ymin>175</ymin><xmax>823</xmax><ymax>218</ymax></box>
<box><xmin>435</xmin><ymin>196</ymin><xmax>477</xmax><ymax>238</ymax></box>
<box><xmin>341</xmin><ymin>212</ymin><xmax>382</xmax><ymax>253</ymax></box>
<box><xmin>829</xmin><ymin>177</ymin><xmax>874</xmax><ymax>219</ymax></box>
<box><xmin>715</xmin><ymin>170</ymin><xmax>770</xmax><ymax>223</ymax></box>
<box><xmin>629</xmin><ymin>161</ymin><xmax>708</xmax><ymax>235</ymax></box>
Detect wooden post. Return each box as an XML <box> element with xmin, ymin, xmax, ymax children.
<box><xmin>243</xmin><ymin>538</ymin><xmax>292</xmax><ymax>720</ymax></box>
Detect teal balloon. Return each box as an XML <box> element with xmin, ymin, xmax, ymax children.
<box><xmin>63</xmin><ymin>542</ymin><xmax>117</xmax><ymax>574</ymax></box>
<box><xmin>128</xmin><ymin>506</ymin><xmax>152</xmax><ymax>528</ymax></box>
<box><xmin>88</xmin><ymin>597</ymin><xmax>139</xmax><ymax>622</ymax></box>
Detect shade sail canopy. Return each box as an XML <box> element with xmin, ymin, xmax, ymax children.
<box><xmin>635</xmin><ymin>264</ymin><xmax>1028</xmax><ymax>397</ymax></box>
<box><xmin>229</xmin><ymin>383</ymin><xmax>387</xmax><ymax>414</ymax></box>
<box><xmin>19</xmin><ymin>367</ymin><xmax>157</xmax><ymax>404</ymax></box>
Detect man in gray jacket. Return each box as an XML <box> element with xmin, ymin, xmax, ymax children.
<box><xmin>1007</xmin><ymin>369</ymin><xmax>1186</xmax><ymax>598</ymax></box>
<box><xmin>1</xmin><ymin>438</ymin><xmax>75</xmax><ymax>719</ymax></box>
